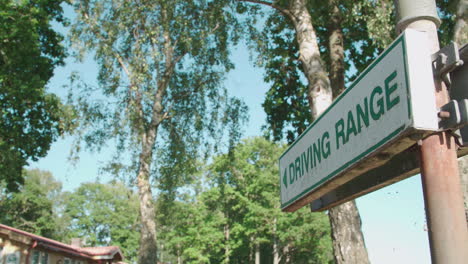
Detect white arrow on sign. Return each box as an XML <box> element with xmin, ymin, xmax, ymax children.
<box><xmin>280</xmin><ymin>29</ymin><xmax>438</xmax><ymax>212</ymax></box>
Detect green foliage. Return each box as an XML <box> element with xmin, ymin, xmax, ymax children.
<box><xmin>246</xmin><ymin>0</ymin><xmax>394</xmax><ymax>143</ymax></box>
<box><xmin>437</xmin><ymin>0</ymin><xmax>458</xmax><ymax>46</ymax></box>
<box><xmin>68</xmin><ymin>0</ymin><xmax>248</xmax><ymax>193</ymax></box>
<box><xmin>63</xmin><ymin>181</ymin><xmax>140</xmax><ymax>263</ymax></box>
<box><xmin>258</xmin><ymin>14</ymin><xmax>311</xmax><ymax>143</ymax></box>
<box><xmin>0</xmin><ymin>173</ymin><xmax>140</xmax><ymax>263</ymax></box>
<box><xmin>0</xmin><ymin>0</ymin><xmax>69</xmax><ymax>191</ymax></box>
<box><xmin>0</xmin><ymin>169</ymin><xmax>63</xmax><ymax>239</ymax></box>
<box><xmin>68</xmin><ymin>1</ymin><xmax>248</xmax><ymax>261</ymax></box>
<box><xmin>161</xmin><ymin>138</ymin><xmax>333</xmax><ymax>263</ymax></box>
<box><xmin>249</xmin><ymin>0</ymin><xmax>459</xmax><ymax>143</ymax></box>
<box><xmin>210</xmin><ymin>137</ymin><xmax>333</xmax><ymax>263</ymax></box>
<box><xmin>0</xmin><ymin>146</ymin><xmax>331</xmax><ymax>263</ymax></box>
<box><xmin>158</xmin><ymin>197</ymin><xmax>225</xmax><ymax>264</ymax></box>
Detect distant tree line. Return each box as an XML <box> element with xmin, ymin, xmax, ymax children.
<box><xmin>0</xmin><ymin>138</ymin><xmax>333</xmax><ymax>264</ymax></box>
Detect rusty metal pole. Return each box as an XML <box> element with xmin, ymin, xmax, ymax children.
<box><xmin>395</xmin><ymin>0</ymin><xmax>468</xmax><ymax>263</ymax></box>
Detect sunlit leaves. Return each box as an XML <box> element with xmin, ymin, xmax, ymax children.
<box><xmin>69</xmin><ymin>0</ymin><xmax>248</xmax><ymax>185</ymax></box>
<box><xmin>244</xmin><ymin>1</ymin><xmax>396</xmax><ymax>143</ymax></box>
<box><xmin>205</xmin><ymin>137</ymin><xmax>333</xmax><ymax>263</ymax></box>
<box><xmin>0</xmin><ymin>169</ymin><xmax>63</xmax><ymax>239</ymax></box>
<box><xmin>63</xmin><ymin>181</ymin><xmax>140</xmax><ymax>262</ymax></box>
<box><xmin>0</xmin><ymin>0</ymin><xmax>68</xmax><ymax>191</ymax></box>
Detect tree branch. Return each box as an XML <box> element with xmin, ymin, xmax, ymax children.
<box><xmin>115</xmin><ymin>53</ymin><xmax>131</xmax><ymax>79</ymax></box>
<box><xmin>148</xmin><ymin>10</ymin><xmax>174</xmax><ymax>130</ymax></box>
<box><xmin>109</xmin><ymin>35</ymin><xmax>145</xmax><ymax>132</ymax></box>
<box><xmin>148</xmin><ymin>6</ymin><xmax>220</xmax><ymax>130</ymax></box>
<box><xmin>238</xmin><ymin>0</ymin><xmax>294</xmax><ymax>21</ymax></box>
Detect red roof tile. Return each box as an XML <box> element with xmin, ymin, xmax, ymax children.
<box><xmin>80</xmin><ymin>246</ymin><xmax>122</xmax><ymax>256</ymax></box>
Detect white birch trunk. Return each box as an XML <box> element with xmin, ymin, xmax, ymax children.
<box><xmin>273</xmin><ymin>217</ymin><xmax>280</xmax><ymax>264</ymax></box>
<box><xmin>224</xmin><ymin>223</ymin><xmax>230</xmax><ymax>264</ymax></box>
<box><xmin>289</xmin><ymin>0</ymin><xmax>369</xmax><ymax>263</ymax></box>
<box><xmin>289</xmin><ymin>0</ymin><xmax>332</xmax><ymax>119</ymax></box>
<box><xmin>242</xmin><ymin>0</ymin><xmax>371</xmax><ymax>262</ymax></box>
<box><xmin>137</xmin><ymin>130</ymin><xmax>159</xmax><ymax>264</ymax></box>
<box><xmin>255</xmin><ymin>243</ymin><xmax>260</xmax><ymax>264</ymax></box>
<box><xmin>454</xmin><ymin>0</ymin><xmax>468</xmax><ymax>44</ymax></box>
<box><xmin>177</xmin><ymin>244</ymin><xmax>182</xmax><ymax>264</ymax></box>
<box><xmin>283</xmin><ymin>243</ymin><xmax>291</xmax><ymax>264</ymax></box>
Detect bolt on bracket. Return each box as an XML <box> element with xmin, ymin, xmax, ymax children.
<box><xmin>438</xmin><ymin>99</ymin><xmax>468</xmax><ymax>131</ymax></box>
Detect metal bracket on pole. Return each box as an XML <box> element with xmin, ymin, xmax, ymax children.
<box><xmin>432</xmin><ymin>42</ymin><xmax>464</xmax><ymax>88</ymax></box>
<box><xmin>435</xmin><ymin>43</ymin><xmax>468</xmax><ymax>146</ymax></box>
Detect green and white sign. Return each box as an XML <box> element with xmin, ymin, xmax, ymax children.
<box><xmin>280</xmin><ymin>29</ymin><xmax>438</xmax><ymax>212</ymax></box>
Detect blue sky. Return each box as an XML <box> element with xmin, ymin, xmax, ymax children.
<box><xmin>29</xmin><ymin>4</ymin><xmax>431</xmax><ymax>264</ymax></box>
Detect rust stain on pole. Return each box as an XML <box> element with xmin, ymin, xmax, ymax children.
<box><xmin>420</xmin><ymin>132</ymin><xmax>468</xmax><ymax>263</ymax></box>
<box><xmin>396</xmin><ymin>8</ymin><xmax>468</xmax><ymax>264</ymax></box>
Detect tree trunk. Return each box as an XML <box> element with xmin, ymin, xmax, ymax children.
<box><xmin>289</xmin><ymin>0</ymin><xmax>370</xmax><ymax>263</ymax></box>
<box><xmin>137</xmin><ymin>131</ymin><xmax>159</xmax><ymax>264</ymax></box>
<box><xmin>454</xmin><ymin>0</ymin><xmax>468</xmax><ymax>45</ymax></box>
<box><xmin>273</xmin><ymin>239</ymin><xmax>280</xmax><ymax>264</ymax></box>
<box><xmin>273</xmin><ymin>218</ymin><xmax>280</xmax><ymax>264</ymax></box>
<box><xmin>224</xmin><ymin>223</ymin><xmax>230</xmax><ymax>264</ymax></box>
<box><xmin>244</xmin><ymin>0</ymin><xmax>370</xmax><ymax>262</ymax></box>
<box><xmin>289</xmin><ymin>0</ymin><xmax>332</xmax><ymax>120</ymax></box>
<box><xmin>177</xmin><ymin>244</ymin><xmax>182</xmax><ymax>264</ymax></box>
<box><xmin>135</xmin><ymin>11</ymin><xmax>175</xmax><ymax>262</ymax></box>
<box><xmin>249</xmin><ymin>237</ymin><xmax>254</xmax><ymax>263</ymax></box>
<box><xmin>328</xmin><ymin>0</ymin><xmax>345</xmax><ymax>99</ymax></box>
<box><xmin>329</xmin><ymin>201</ymin><xmax>370</xmax><ymax>264</ymax></box>
<box><xmin>282</xmin><ymin>243</ymin><xmax>291</xmax><ymax>264</ymax></box>
<box><xmin>455</xmin><ymin>0</ymin><xmax>468</xmax><ymax>225</ymax></box>
<box><xmin>255</xmin><ymin>243</ymin><xmax>260</xmax><ymax>264</ymax></box>
<box><xmin>326</xmin><ymin>1</ymin><xmax>370</xmax><ymax>263</ymax></box>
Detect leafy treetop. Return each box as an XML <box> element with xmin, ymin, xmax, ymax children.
<box><xmin>0</xmin><ymin>0</ymin><xmax>70</xmax><ymax>191</ymax></box>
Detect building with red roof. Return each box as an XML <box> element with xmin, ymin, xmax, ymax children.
<box><xmin>0</xmin><ymin>224</ymin><xmax>125</xmax><ymax>264</ymax></box>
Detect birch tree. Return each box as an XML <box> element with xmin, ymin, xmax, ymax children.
<box><xmin>69</xmin><ymin>1</ymin><xmax>246</xmax><ymax>263</ymax></box>
<box><xmin>236</xmin><ymin>0</ymin><xmax>395</xmax><ymax>263</ymax></box>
